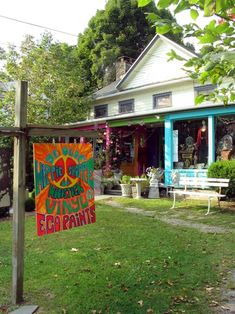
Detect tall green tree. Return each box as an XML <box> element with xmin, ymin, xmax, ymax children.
<box><xmin>138</xmin><ymin>0</ymin><xmax>235</xmax><ymax>105</ymax></box>
<box><xmin>76</xmin><ymin>0</ymin><xmax>184</xmax><ymax>90</ymax></box>
<box><xmin>0</xmin><ymin>33</ymin><xmax>91</xmax><ymax>126</ymax></box>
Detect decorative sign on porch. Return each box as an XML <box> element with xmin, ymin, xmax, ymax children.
<box><xmin>33</xmin><ymin>143</ymin><xmax>95</xmax><ymax>236</ymax></box>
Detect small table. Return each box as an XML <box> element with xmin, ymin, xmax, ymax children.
<box><xmin>130</xmin><ymin>178</ymin><xmax>147</xmax><ymax>199</ymax></box>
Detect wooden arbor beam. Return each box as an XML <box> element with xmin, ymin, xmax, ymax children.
<box><xmin>0</xmin><ymin>127</ymin><xmax>22</xmax><ymax>137</ymax></box>
<box><xmin>0</xmin><ymin>127</ymin><xmax>99</xmax><ymax>139</ymax></box>
<box><xmin>27</xmin><ymin>126</ymin><xmax>98</xmax><ymax>138</ymax></box>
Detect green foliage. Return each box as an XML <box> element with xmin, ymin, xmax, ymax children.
<box><xmin>0</xmin><ymin>33</ymin><xmax>91</xmax><ymax>126</ymax></box>
<box><xmin>137</xmin><ymin>0</ymin><xmax>235</xmax><ymax>105</ymax></box>
<box><xmin>138</xmin><ymin>0</ymin><xmax>152</xmax><ymax>6</ymax></box>
<box><xmin>207</xmin><ymin>160</ymin><xmax>235</xmax><ymax>195</ymax></box>
<box><xmin>121</xmin><ymin>174</ymin><xmax>131</xmax><ymax>184</ymax></box>
<box><xmin>76</xmin><ymin>0</ymin><xmax>183</xmax><ymax>89</ymax></box>
<box><xmin>29</xmin><ymin>190</ymin><xmax>35</xmax><ymax>200</ymax></box>
<box><xmin>140</xmin><ymin>174</ymin><xmax>150</xmax><ymax>191</ymax></box>
<box><xmin>94</xmin><ymin>150</ymin><xmax>106</xmax><ymax>170</ymax></box>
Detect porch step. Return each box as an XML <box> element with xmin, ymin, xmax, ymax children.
<box><xmin>105</xmin><ymin>189</ymin><xmax>122</xmax><ymax>196</ymax></box>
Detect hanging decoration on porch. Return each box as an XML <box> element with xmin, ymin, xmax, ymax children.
<box><xmin>109</xmin><ymin>129</ymin><xmax>123</xmax><ymax>171</ymax></box>
<box><xmin>33</xmin><ymin>143</ymin><xmax>95</xmax><ymax>236</ymax></box>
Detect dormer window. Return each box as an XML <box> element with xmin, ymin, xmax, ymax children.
<box><xmin>119</xmin><ymin>99</ymin><xmax>134</xmax><ymax>114</ymax></box>
<box><xmin>153</xmin><ymin>92</ymin><xmax>172</xmax><ymax>109</ymax></box>
<box><xmin>94</xmin><ymin>104</ymin><xmax>108</xmax><ymax>118</ymax></box>
<box><xmin>194</xmin><ymin>84</ymin><xmax>216</xmax><ymax>97</ymax></box>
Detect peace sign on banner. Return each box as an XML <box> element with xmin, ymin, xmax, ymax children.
<box><xmin>33</xmin><ymin>143</ymin><xmax>95</xmax><ymax>236</ymax></box>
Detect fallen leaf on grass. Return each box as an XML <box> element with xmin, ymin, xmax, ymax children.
<box><xmin>205</xmin><ymin>287</ymin><xmax>214</xmax><ymax>293</ymax></box>
<box><xmin>46</xmin><ymin>292</ymin><xmax>55</xmax><ymax>299</ymax></box>
<box><xmin>167</xmin><ymin>280</ymin><xmax>174</xmax><ymax>286</ymax></box>
<box><xmin>121</xmin><ymin>284</ymin><xmax>129</xmax><ymax>292</ymax></box>
<box><xmin>73</xmin><ymin>282</ymin><xmax>79</xmax><ymax>286</ymax></box>
<box><xmin>107</xmin><ymin>282</ymin><xmax>113</xmax><ymax>288</ymax></box>
<box><xmin>221</xmin><ymin>305</ymin><xmax>231</xmax><ymax>310</ymax></box>
<box><xmin>71</xmin><ymin>248</ymin><xmax>79</xmax><ymax>252</ymax></box>
<box><xmin>138</xmin><ymin>300</ymin><xmax>144</xmax><ymax>307</ymax></box>
<box><xmin>122</xmin><ymin>287</ymin><xmax>129</xmax><ymax>292</ymax></box>
<box><xmin>171</xmin><ymin>295</ymin><xmax>188</xmax><ymax>304</ymax></box>
<box><xmin>209</xmin><ymin>300</ymin><xmax>219</xmax><ymax>307</ymax></box>
<box><xmin>114</xmin><ymin>262</ymin><xmax>121</xmax><ymax>268</ymax></box>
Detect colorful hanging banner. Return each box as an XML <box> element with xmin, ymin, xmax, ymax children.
<box><xmin>33</xmin><ymin>143</ymin><xmax>95</xmax><ymax>236</ymax></box>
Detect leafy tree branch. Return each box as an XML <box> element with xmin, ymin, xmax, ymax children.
<box><xmin>138</xmin><ymin>0</ymin><xmax>235</xmax><ymax>105</ymax></box>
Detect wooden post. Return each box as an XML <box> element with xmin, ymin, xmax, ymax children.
<box><xmin>12</xmin><ymin>81</ymin><xmax>27</xmax><ymax>304</ymax></box>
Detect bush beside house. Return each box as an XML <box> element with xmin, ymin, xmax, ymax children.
<box><xmin>207</xmin><ymin>160</ymin><xmax>235</xmax><ymax>197</ymax></box>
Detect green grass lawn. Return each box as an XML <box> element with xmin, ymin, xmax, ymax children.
<box><xmin>0</xmin><ymin>199</ymin><xmax>235</xmax><ymax>313</ymax></box>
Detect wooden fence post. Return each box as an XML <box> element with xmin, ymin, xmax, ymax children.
<box><xmin>12</xmin><ymin>81</ymin><xmax>27</xmax><ymax>304</ymax></box>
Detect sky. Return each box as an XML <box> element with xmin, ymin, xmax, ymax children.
<box><xmin>0</xmin><ymin>0</ymin><xmax>107</xmax><ymax>48</ymax></box>
<box><xmin>0</xmin><ymin>0</ymin><xmax>213</xmax><ymax>50</ymax></box>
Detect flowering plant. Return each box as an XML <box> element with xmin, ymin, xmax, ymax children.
<box><xmin>146</xmin><ymin>167</ymin><xmax>164</xmax><ymax>179</ymax></box>
<box><xmin>94</xmin><ymin>150</ymin><xmax>106</xmax><ymax>170</ymax></box>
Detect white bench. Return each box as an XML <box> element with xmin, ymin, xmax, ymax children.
<box><xmin>169</xmin><ymin>177</ymin><xmax>229</xmax><ymax>215</ymax></box>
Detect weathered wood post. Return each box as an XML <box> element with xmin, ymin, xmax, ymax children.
<box><xmin>12</xmin><ymin>81</ymin><xmax>27</xmax><ymax>304</ymax></box>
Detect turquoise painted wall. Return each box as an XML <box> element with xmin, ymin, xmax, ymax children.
<box><xmin>164</xmin><ymin>105</ymin><xmax>235</xmax><ymax>185</ymax></box>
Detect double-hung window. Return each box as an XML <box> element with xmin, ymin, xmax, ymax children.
<box><xmin>194</xmin><ymin>84</ymin><xmax>216</xmax><ymax>97</ymax></box>
<box><xmin>94</xmin><ymin>104</ymin><xmax>108</xmax><ymax>118</ymax></box>
<box><xmin>119</xmin><ymin>99</ymin><xmax>134</xmax><ymax>114</ymax></box>
<box><xmin>153</xmin><ymin>92</ymin><xmax>172</xmax><ymax>109</ymax></box>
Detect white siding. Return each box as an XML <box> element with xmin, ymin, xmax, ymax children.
<box><xmin>91</xmin><ymin>81</ymin><xmax>205</xmax><ymax>119</ymax></box>
<box><xmin>121</xmin><ymin>39</ymin><xmax>191</xmax><ymax>90</ymax></box>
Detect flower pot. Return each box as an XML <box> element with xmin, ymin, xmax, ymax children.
<box><xmin>120</xmin><ymin>184</ymin><xmax>132</xmax><ymax>197</ymax></box>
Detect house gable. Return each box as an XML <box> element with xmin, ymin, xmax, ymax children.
<box><xmin>117</xmin><ymin>35</ymin><xmax>196</xmax><ymax>91</ymax></box>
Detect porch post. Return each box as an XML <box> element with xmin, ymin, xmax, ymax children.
<box><xmin>164</xmin><ymin>118</ymin><xmax>173</xmax><ymax>185</ymax></box>
<box><xmin>105</xmin><ymin>124</ymin><xmax>111</xmax><ymax>171</ymax></box>
<box><xmin>208</xmin><ymin>115</ymin><xmax>215</xmax><ymax>165</ymax></box>
<box><xmin>12</xmin><ymin>81</ymin><xmax>27</xmax><ymax>304</ymax></box>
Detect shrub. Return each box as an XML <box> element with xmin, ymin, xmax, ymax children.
<box><xmin>207</xmin><ymin>160</ymin><xmax>235</xmax><ymax>196</ymax></box>
<box><xmin>25</xmin><ymin>198</ymin><xmax>35</xmax><ymax>212</ymax></box>
<box><xmin>121</xmin><ymin>175</ymin><xmax>131</xmax><ymax>184</ymax></box>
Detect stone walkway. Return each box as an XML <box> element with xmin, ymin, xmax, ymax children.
<box><xmin>102</xmin><ymin>199</ymin><xmax>235</xmax><ymax>234</ymax></box>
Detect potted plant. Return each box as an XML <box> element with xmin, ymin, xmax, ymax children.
<box><xmin>120</xmin><ymin>175</ymin><xmax>132</xmax><ymax>197</ymax></box>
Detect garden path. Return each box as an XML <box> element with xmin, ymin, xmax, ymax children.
<box><xmin>102</xmin><ymin>199</ymin><xmax>235</xmax><ymax>234</ymax></box>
